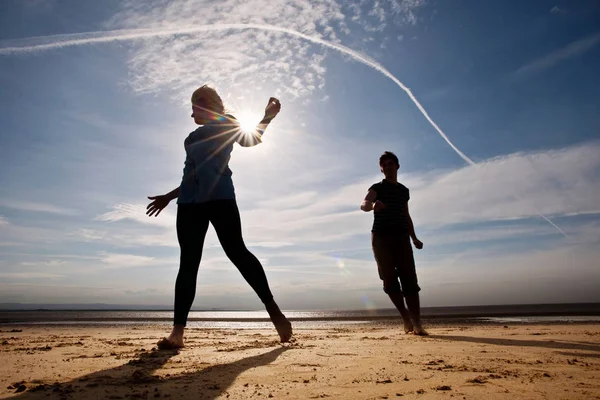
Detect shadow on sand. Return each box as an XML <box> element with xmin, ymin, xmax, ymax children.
<box><xmin>430</xmin><ymin>334</ymin><xmax>600</xmax><ymax>353</ymax></box>
<box><xmin>11</xmin><ymin>346</ymin><xmax>289</xmax><ymax>399</ymax></box>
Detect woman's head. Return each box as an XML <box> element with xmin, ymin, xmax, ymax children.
<box><xmin>191</xmin><ymin>85</ymin><xmax>225</xmax><ymax>125</ymax></box>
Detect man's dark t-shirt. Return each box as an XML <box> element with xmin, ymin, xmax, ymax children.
<box><xmin>369</xmin><ymin>180</ymin><xmax>410</xmax><ymax>235</ymax></box>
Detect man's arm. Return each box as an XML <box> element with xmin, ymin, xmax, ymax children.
<box><xmin>361</xmin><ymin>189</ymin><xmax>377</xmax><ymax>212</ymax></box>
<box><xmin>405</xmin><ymin>202</ymin><xmax>423</xmax><ymax>249</ymax></box>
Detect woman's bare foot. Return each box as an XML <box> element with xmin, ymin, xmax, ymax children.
<box><xmin>272</xmin><ymin>314</ymin><xmax>293</xmax><ymax>343</ymax></box>
<box><xmin>157</xmin><ymin>325</ymin><xmax>185</xmax><ymax>349</ymax></box>
<box><xmin>265</xmin><ymin>301</ymin><xmax>293</xmax><ymax>343</ymax></box>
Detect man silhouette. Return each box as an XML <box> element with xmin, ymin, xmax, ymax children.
<box><xmin>361</xmin><ymin>151</ymin><xmax>427</xmax><ymax>335</ymax></box>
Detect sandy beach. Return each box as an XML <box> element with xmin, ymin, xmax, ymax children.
<box><xmin>1</xmin><ymin>323</ymin><xmax>599</xmax><ymax>399</ymax></box>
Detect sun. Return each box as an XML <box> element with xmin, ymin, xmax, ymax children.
<box><xmin>235</xmin><ymin>111</ymin><xmax>263</xmax><ymax>134</ymax></box>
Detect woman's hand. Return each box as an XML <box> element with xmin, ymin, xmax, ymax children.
<box><xmin>146</xmin><ymin>194</ymin><xmax>172</xmax><ymax>217</ymax></box>
<box><xmin>264</xmin><ymin>97</ymin><xmax>281</xmax><ymax>121</ymax></box>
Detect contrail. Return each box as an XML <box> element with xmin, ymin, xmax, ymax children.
<box><xmin>0</xmin><ymin>23</ymin><xmax>566</xmax><ymax>235</ymax></box>
<box><xmin>2</xmin><ymin>24</ymin><xmax>475</xmax><ymax>162</ymax></box>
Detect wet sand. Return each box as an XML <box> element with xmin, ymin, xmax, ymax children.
<box><xmin>1</xmin><ymin>323</ymin><xmax>599</xmax><ymax>399</ymax></box>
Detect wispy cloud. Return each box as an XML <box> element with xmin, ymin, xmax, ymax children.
<box><xmin>103</xmin><ymin>0</ymin><xmax>352</xmax><ymax>99</ymax></box>
<box><xmin>95</xmin><ymin>203</ymin><xmax>174</xmax><ymax>228</ymax></box>
<box><xmin>95</xmin><ymin>141</ymin><xmax>600</xmax><ymax>249</ymax></box>
<box><xmin>348</xmin><ymin>0</ymin><xmax>425</xmax><ymax>31</ymax></box>
<box><xmin>0</xmin><ymin>216</ymin><xmax>8</xmax><ymax>226</ymax></box>
<box><xmin>0</xmin><ymin>272</ymin><xmax>63</xmax><ymax>280</ymax></box>
<box><xmin>515</xmin><ymin>32</ymin><xmax>600</xmax><ymax>75</ymax></box>
<box><xmin>242</xmin><ymin>141</ymin><xmax>599</xmax><ymax>245</ymax></box>
<box><xmin>98</xmin><ymin>251</ymin><xmax>159</xmax><ymax>268</ymax></box>
<box><xmin>20</xmin><ymin>260</ymin><xmax>66</xmax><ymax>267</ymax></box>
<box><xmin>0</xmin><ymin>1</ymin><xmax>426</xmax><ymax>112</ymax></box>
<box><xmin>0</xmin><ymin>223</ymin><xmax>74</xmax><ymax>245</ymax></box>
<box><xmin>246</xmin><ymin>241</ymin><xmax>294</xmax><ymax>248</ymax></box>
<box><xmin>0</xmin><ymin>3</ymin><xmax>470</xmax><ymax>169</ymax></box>
<box><xmin>0</xmin><ymin>200</ymin><xmax>77</xmax><ymax>215</ymax></box>
<box><xmin>408</xmin><ymin>141</ymin><xmax>600</xmax><ymax>226</ymax></box>
<box><xmin>422</xmin><ymin>237</ymin><xmax>600</xmax><ymax>303</ymax></box>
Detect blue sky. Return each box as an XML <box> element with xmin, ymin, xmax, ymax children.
<box><xmin>0</xmin><ymin>0</ymin><xmax>599</xmax><ymax>310</ymax></box>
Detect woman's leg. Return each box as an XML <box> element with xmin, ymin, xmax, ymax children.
<box><xmin>209</xmin><ymin>200</ymin><xmax>292</xmax><ymax>342</ymax></box>
<box><xmin>159</xmin><ymin>204</ymin><xmax>210</xmax><ymax>349</ymax></box>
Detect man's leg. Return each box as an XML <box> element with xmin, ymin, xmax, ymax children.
<box><xmin>397</xmin><ymin>238</ymin><xmax>427</xmax><ymax>335</ymax></box>
<box><xmin>405</xmin><ymin>293</ymin><xmax>427</xmax><ymax>335</ymax></box>
<box><xmin>387</xmin><ymin>291</ymin><xmax>414</xmax><ymax>334</ymax></box>
<box><xmin>159</xmin><ymin>204</ymin><xmax>209</xmax><ymax>349</ymax></box>
<box><xmin>372</xmin><ymin>233</ymin><xmax>413</xmax><ymax>333</ymax></box>
<box><xmin>209</xmin><ymin>200</ymin><xmax>292</xmax><ymax>342</ymax></box>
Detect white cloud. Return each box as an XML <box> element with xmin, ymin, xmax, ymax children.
<box><xmin>0</xmin><ymin>200</ymin><xmax>77</xmax><ymax>215</ymax></box>
<box><xmin>422</xmin><ymin>223</ymin><xmax>559</xmax><ymax>246</ymax></box>
<box><xmin>246</xmin><ymin>241</ymin><xmax>294</xmax><ymax>248</ymax></box>
<box><xmin>95</xmin><ymin>203</ymin><xmax>175</xmax><ymax>228</ymax></box>
<box><xmin>408</xmin><ymin>142</ymin><xmax>600</xmax><ymax>226</ymax></box>
<box><xmin>0</xmin><ymin>223</ymin><xmax>73</xmax><ymax>245</ymax></box>
<box><xmin>70</xmin><ymin>228</ymin><xmax>105</xmax><ymax>241</ymax></box>
<box><xmin>3</xmin><ymin>235</ymin><xmax>597</xmax><ymax>307</ymax></box>
<box><xmin>98</xmin><ymin>251</ymin><xmax>159</xmax><ymax>268</ymax></box>
<box><xmin>515</xmin><ymin>32</ymin><xmax>600</xmax><ymax>76</ymax></box>
<box><xmin>20</xmin><ymin>260</ymin><xmax>66</xmax><ymax>267</ymax></box>
<box><xmin>0</xmin><ymin>216</ymin><xmax>8</xmax><ymax>226</ymax></box>
<box><xmin>103</xmin><ymin>0</ymin><xmax>347</xmax><ymax>99</ymax></box>
<box><xmin>96</xmin><ymin>0</ymin><xmax>424</xmax><ymax>100</ymax></box>
<box><xmin>348</xmin><ymin>0</ymin><xmax>425</xmax><ymax>31</ymax></box>
<box><xmin>0</xmin><ymin>272</ymin><xmax>63</xmax><ymax>279</ymax></box>
<box><xmin>92</xmin><ymin>141</ymin><xmax>600</xmax><ymax>249</ymax></box>
<box><xmin>419</xmin><ymin>239</ymin><xmax>600</xmax><ymax>306</ymax></box>
<box><xmin>231</xmin><ymin>141</ymin><xmax>599</xmax><ymax>247</ymax></box>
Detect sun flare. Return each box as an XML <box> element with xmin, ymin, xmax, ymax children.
<box><xmin>235</xmin><ymin>111</ymin><xmax>263</xmax><ymax>134</ymax></box>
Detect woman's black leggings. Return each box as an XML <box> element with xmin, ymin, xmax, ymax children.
<box><xmin>174</xmin><ymin>200</ymin><xmax>274</xmax><ymax>326</ymax></box>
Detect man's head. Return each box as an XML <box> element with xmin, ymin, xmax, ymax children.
<box><xmin>191</xmin><ymin>85</ymin><xmax>225</xmax><ymax>125</ymax></box>
<box><xmin>379</xmin><ymin>151</ymin><xmax>399</xmax><ymax>178</ymax></box>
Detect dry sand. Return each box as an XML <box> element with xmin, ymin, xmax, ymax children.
<box><xmin>1</xmin><ymin>323</ymin><xmax>599</xmax><ymax>399</ymax></box>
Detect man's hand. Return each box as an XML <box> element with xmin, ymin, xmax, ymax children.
<box><xmin>264</xmin><ymin>97</ymin><xmax>281</xmax><ymax>120</ymax></box>
<box><xmin>412</xmin><ymin>238</ymin><xmax>423</xmax><ymax>250</ymax></box>
<box><xmin>373</xmin><ymin>200</ymin><xmax>386</xmax><ymax>212</ymax></box>
<box><xmin>146</xmin><ymin>194</ymin><xmax>171</xmax><ymax>217</ymax></box>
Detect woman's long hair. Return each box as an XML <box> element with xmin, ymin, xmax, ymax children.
<box><xmin>191</xmin><ymin>85</ymin><xmax>226</xmax><ymax>115</ymax></box>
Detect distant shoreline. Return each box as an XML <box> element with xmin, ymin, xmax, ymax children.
<box><xmin>1</xmin><ymin>302</ymin><xmax>598</xmax><ymax>313</ymax></box>
<box><xmin>1</xmin><ymin>303</ymin><xmax>599</xmax><ymax>325</ymax></box>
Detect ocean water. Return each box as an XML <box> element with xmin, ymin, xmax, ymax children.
<box><xmin>479</xmin><ymin>316</ymin><xmax>600</xmax><ymax>323</ymax></box>
<box><xmin>1</xmin><ymin>303</ymin><xmax>599</xmax><ymax>328</ymax></box>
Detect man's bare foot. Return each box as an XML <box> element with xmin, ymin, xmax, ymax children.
<box><xmin>403</xmin><ymin>320</ymin><xmax>414</xmax><ymax>334</ymax></box>
<box><xmin>157</xmin><ymin>326</ymin><xmax>185</xmax><ymax>349</ymax></box>
<box><xmin>413</xmin><ymin>325</ymin><xmax>429</xmax><ymax>336</ymax></box>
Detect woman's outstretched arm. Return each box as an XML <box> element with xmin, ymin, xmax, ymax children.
<box><xmin>146</xmin><ymin>186</ymin><xmax>180</xmax><ymax>217</ymax></box>
<box><xmin>236</xmin><ymin>97</ymin><xmax>281</xmax><ymax>147</ymax></box>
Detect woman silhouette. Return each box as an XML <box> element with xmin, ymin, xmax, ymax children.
<box><xmin>146</xmin><ymin>85</ymin><xmax>292</xmax><ymax>349</ymax></box>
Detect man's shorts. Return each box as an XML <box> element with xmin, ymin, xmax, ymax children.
<box><xmin>371</xmin><ymin>232</ymin><xmax>421</xmax><ymax>296</ymax></box>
